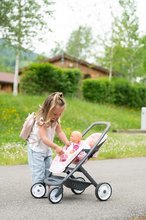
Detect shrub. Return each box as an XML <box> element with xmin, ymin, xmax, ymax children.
<box><xmin>82</xmin><ymin>78</ymin><xmax>114</xmax><ymax>103</ymax></box>
<box><xmin>112</xmin><ymin>78</ymin><xmax>130</xmax><ymax>106</ymax></box>
<box><xmin>82</xmin><ymin>77</ymin><xmax>146</xmax><ymax>108</ymax></box>
<box><xmin>20</xmin><ymin>63</ymin><xmax>82</xmax><ymax>96</ymax></box>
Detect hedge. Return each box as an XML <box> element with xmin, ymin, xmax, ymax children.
<box><xmin>20</xmin><ymin>63</ymin><xmax>82</xmax><ymax>96</ymax></box>
<box><xmin>82</xmin><ymin>78</ymin><xmax>146</xmax><ymax>108</ymax></box>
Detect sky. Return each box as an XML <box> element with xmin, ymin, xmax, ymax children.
<box><xmin>34</xmin><ymin>0</ymin><xmax>146</xmax><ymax>56</ymax></box>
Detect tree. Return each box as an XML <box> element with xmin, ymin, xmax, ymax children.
<box><xmin>0</xmin><ymin>0</ymin><xmax>53</xmax><ymax>95</ymax></box>
<box><xmin>65</xmin><ymin>25</ymin><xmax>97</xmax><ymax>62</ymax></box>
<box><xmin>138</xmin><ymin>35</ymin><xmax>146</xmax><ymax>74</ymax></box>
<box><xmin>49</xmin><ymin>41</ymin><xmax>64</xmax><ymax>57</ymax></box>
<box><xmin>98</xmin><ymin>0</ymin><xmax>141</xmax><ymax>82</ymax></box>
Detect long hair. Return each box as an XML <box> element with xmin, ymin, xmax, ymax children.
<box><xmin>36</xmin><ymin>92</ymin><xmax>66</xmax><ymax>126</ymax></box>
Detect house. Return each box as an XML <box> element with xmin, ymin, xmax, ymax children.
<box><xmin>0</xmin><ymin>72</ymin><xmax>20</xmax><ymax>92</ymax></box>
<box><xmin>47</xmin><ymin>53</ymin><xmax>110</xmax><ymax>79</ymax></box>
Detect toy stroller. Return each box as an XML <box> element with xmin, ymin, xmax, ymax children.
<box><xmin>31</xmin><ymin>122</ymin><xmax>112</xmax><ymax>204</ymax></box>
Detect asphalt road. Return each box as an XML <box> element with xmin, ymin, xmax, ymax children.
<box><xmin>0</xmin><ymin>157</ymin><xmax>146</xmax><ymax>220</ymax></box>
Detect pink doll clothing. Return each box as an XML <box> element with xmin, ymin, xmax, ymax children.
<box><xmin>49</xmin><ymin>133</ymin><xmax>108</xmax><ymax>174</ymax></box>
<box><xmin>60</xmin><ymin>142</ymin><xmax>80</xmax><ymax>162</ymax></box>
<box><xmin>49</xmin><ymin>141</ymin><xmax>85</xmax><ymax>174</ymax></box>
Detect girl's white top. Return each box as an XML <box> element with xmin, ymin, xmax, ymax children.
<box><xmin>27</xmin><ymin>120</ymin><xmax>57</xmax><ymax>156</ymax></box>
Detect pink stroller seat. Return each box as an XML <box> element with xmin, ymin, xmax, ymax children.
<box><xmin>49</xmin><ymin>132</ymin><xmax>108</xmax><ymax>174</ymax></box>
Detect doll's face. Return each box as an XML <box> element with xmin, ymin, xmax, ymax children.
<box><xmin>70</xmin><ymin>131</ymin><xmax>82</xmax><ymax>143</ymax></box>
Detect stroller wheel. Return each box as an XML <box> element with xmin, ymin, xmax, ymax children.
<box><xmin>30</xmin><ymin>183</ymin><xmax>46</xmax><ymax>198</ymax></box>
<box><xmin>95</xmin><ymin>182</ymin><xmax>112</xmax><ymax>201</ymax></box>
<box><xmin>71</xmin><ymin>177</ymin><xmax>85</xmax><ymax>195</ymax></box>
<box><xmin>48</xmin><ymin>187</ymin><xmax>63</xmax><ymax>204</ymax></box>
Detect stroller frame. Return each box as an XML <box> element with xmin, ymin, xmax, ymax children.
<box><xmin>31</xmin><ymin>122</ymin><xmax>112</xmax><ymax>204</ymax></box>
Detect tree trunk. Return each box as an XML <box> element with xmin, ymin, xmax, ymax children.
<box><xmin>13</xmin><ymin>50</ymin><xmax>19</xmax><ymax>96</ymax></box>
<box><xmin>109</xmin><ymin>23</ymin><xmax>114</xmax><ymax>81</ymax></box>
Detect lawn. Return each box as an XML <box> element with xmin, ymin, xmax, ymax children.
<box><xmin>0</xmin><ymin>93</ymin><xmax>146</xmax><ymax>165</ymax></box>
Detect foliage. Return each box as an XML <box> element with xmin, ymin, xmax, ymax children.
<box><xmin>0</xmin><ymin>0</ymin><xmax>53</xmax><ymax>48</ymax></box>
<box><xmin>0</xmin><ymin>0</ymin><xmax>53</xmax><ymax>95</ymax></box>
<box><xmin>65</xmin><ymin>25</ymin><xmax>97</xmax><ymax>61</ymax></box>
<box><xmin>138</xmin><ymin>35</ymin><xmax>146</xmax><ymax>77</ymax></box>
<box><xmin>82</xmin><ymin>78</ymin><xmax>146</xmax><ymax>108</ymax></box>
<box><xmin>49</xmin><ymin>42</ymin><xmax>64</xmax><ymax>58</ymax></box>
<box><xmin>97</xmin><ymin>0</ymin><xmax>143</xmax><ymax>82</ymax></box>
<box><xmin>0</xmin><ymin>39</ymin><xmax>40</xmax><ymax>71</ymax></box>
<box><xmin>82</xmin><ymin>78</ymin><xmax>114</xmax><ymax>103</ymax></box>
<box><xmin>49</xmin><ymin>25</ymin><xmax>97</xmax><ymax>62</ymax></box>
<box><xmin>112</xmin><ymin>78</ymin><xmax>130</xmax><ymax>106</ymax></box>
<box><xmin>20</xmin><ymin>62</ymin><xmax>82</xmax><ymax>96</ymax></box>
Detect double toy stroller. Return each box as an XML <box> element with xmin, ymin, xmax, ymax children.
<box><xmin>31</xmin><ymin>122</ymin><xmax>112</xmax><ymax>204</ymax></box>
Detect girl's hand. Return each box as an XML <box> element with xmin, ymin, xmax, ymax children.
<box><xmin>65</xmin><ymin>141</ymin><xmax>71</xmax><ymax>148</ymax></box>
<box><xmin>55</xmin><ymin>146</ymin><xmax>64</xmax><ymax>155</ymax></box>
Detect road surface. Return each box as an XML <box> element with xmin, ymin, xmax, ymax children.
<box><xmin>0</xmin><ymin>157</ymin><xmax>146</xmax><ymax>220</ymax></box>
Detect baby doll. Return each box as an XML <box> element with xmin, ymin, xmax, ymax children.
<box><xmin>49</xmin><ymin>132</ymin><xmax>105</xmax><ymax>174</ymax></box>
<box><xmin>60</xmin><ymin>131</ymin><xmax>82</xmax><ymax>162</ymax></box>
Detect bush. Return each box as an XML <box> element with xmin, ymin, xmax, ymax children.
<box><xmin>132</xmin><ymin>84</ymin><xmax>146</xmax><ymax>108</ymax></box>
<box><xmin>82</xmin><ymin>77</ymin><xmax>146</xmax><ymax>108</ymax></box>
<box><xmin>112</xmin><ymin>78</ymin><xmax>130</xmax><ymax>106</ymax></box>
<box><xmin>20</xmin><ymin>63</ymin><xmax>82</xmax><ymax>96</ymax></box>
<box><xmin>82</xmin><ymin>78</ymin><xmax>114</xmax><ymax>103</ymax></box>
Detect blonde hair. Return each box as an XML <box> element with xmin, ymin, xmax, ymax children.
<box><xmin>70</xmin><ymin>131</ymin><xmax>82</xmax><ymax>143</ymax></box>
<box><xmin>36</xmin><ymin>92</ymin><xmax>65</xmax><ymax>126</ymax></box>
<box><xmin>72</xmin><ymin>131</ymin><xmax>82</xmax><ymax>139</ymax></box>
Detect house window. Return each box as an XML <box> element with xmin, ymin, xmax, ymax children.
<box><xmin>84</xmin><ymin>73</ymin><xmax>91</xmax><ymax>79</ymax></box>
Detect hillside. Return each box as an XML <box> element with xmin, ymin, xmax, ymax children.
<box><xmin>0</xmin><ymin>39</ymin><xmax>43</xmax><ymax>72</ymax></box>
<box><xmin>0</xmin><ymin>93</ymin><xmax>146</xmax><ymax>165</ymax></box>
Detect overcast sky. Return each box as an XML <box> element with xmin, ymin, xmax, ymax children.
<box><xmin>34</xmin><ymin>0</ymin><xmax>146</xmax><ymax>56</ymax></box>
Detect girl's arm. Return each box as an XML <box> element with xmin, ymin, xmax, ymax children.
<box><xmin>56</xmin><ymin>123</ymin><xmax>70</xmax><ymax>146</ymax></box>
<box><xmin>39</xmin><ymin>124</ymin><xmax>63</xmax><ymax>155</ymax></box>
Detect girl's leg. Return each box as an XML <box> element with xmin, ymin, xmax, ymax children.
<box><xmin>32</xmin><ymin>151</ymin><xmax>46</xmax><ymax>184</ymax></box>
<box><xmin>28</xmin><ymin>146</ymin><xmax>46</xmax><ymax>184</ymax></box>
<box><xmin>44</xmin><ymin>156</ymin><xmax>52</xmax><ymax>179</ymax></box>
<box><xmin>27</xmin><ymin>145</ymin><xmax>33</xmax><ymax>168</ymax></box>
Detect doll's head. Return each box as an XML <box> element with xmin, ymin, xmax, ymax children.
<box><xmin>88</xmin><ymin>139</ymin><xmax>95</xmax><ymax>147</ymax></box>
<box><xmin>70</xmin><ymin>131</ymin><xmax>82</xmax><ymax>144</ymax></box>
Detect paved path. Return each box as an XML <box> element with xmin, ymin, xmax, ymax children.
<box><xmin>0</xmin><ymin>157</ymin><xmax>146</xmax><ymax>220</ymax></box>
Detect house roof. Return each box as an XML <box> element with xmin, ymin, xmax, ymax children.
<box><xmin>47</xmin><ymin>53</ymin><xmax>110</xmax><ymax>75</ymax></box>
<box><xmin>0</xmin><ymin>72</ymin><xmax>20</xmax><ymax>83</ymax></box>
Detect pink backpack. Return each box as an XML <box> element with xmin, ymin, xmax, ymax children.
<box><xmin>19</xmin><ymin>112</ymin><xmax>36</xmax><ymax>140</ymax></box>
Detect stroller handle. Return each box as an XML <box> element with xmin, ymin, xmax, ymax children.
<box><xmin>61</xmin><ymin>121</ymin><xmax>111</xmax><ymax>184</ymax></box>
<box><xmin>77</xmin><ymin>121</ymin><xmax>111</xmax><ymax>166</ymax></box>
<box><xmin>81</xmin><ymin>121</ymin><xmax>111</xmax><ymax>159</ymax></box>
<box><xmin>82</xmin><ymin>121</ymin><xmax>111</xmax><ymax>137</ymax></box>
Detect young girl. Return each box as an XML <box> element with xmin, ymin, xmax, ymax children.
<box><xmin>27</xmin><ymin>92</ymin><xmax>70</xmax><ymax>184</ymax></box>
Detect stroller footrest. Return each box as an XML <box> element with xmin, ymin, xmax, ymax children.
<box><xmin>44</xmin><ymin>175</ymin><xmax>64</xmax><ymax>186</ymax></box>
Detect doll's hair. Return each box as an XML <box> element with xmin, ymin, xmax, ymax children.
<box><xmin>71</xmin><ymin>131</ymin><xmax>82</xmax><ymax>143</ymax></box>
<box><xmin>36</xmin><ymin>92</ymin><xmax>65</xmax><ymax>125</ymax></box>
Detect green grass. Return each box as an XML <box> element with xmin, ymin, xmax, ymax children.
<box><xmin>0</xmin><ymin>93</ymin><xmax>146</xmax><ymax>165</ymax></box>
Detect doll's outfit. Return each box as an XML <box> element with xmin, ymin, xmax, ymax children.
<box><xmin>49</xmin><ymin>133</ymin><xmax>108</xmax><ymax>174</ymax></box>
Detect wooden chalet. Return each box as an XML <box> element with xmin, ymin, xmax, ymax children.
<box><xmin>47</xmin><ymin>53</ymin><xmax>110</xmax><ymax>79</ymax></box>
<box><xmin>0</xmin><ymin>72</ymin><xmax>20</xmax><ymax>92</ymax></box>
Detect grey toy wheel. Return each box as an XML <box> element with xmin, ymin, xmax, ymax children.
<box><xmin>30</xmin><ymin>183</ymin><xmax>46</xmax><ymax>198</ymax></box>
<box><xmin>95</xmin><ymin>182</ymin><xmax>112</xmax><ymax>201</ymax></box>
<box><xmin>48</xmin><ymin>187</ymin><xmax>63</xmax><ymax>204</ymax></box>
<box><xmin>71</xmin><ymin>177</ymin><xmax>85</xmax><ymax>195</ymax></box>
